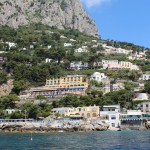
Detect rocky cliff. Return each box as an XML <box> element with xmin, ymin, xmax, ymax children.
<box><xmin>0</xmin><ymin>0</ymin><xmax>99</xmax><ymax>37</ymax></box>
<box><xmin>0</xmin><ymin>79</ymin><xmax>14</xmax><ymax>96</ymax></box>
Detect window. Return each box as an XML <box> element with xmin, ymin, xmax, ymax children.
<box><xmin>111</xmin><ymin>115</ymin><xmax>116</xmax><ymax>120</ymax></box>
<box><xmin>112</xmin><ymin>123</ymin><xmax>115</xmax><ymax>127</ymax></box>
<box><xmin>146</xmin><ymin>104</ymin><xmax>149</xmax><ymax>108</ymax></box>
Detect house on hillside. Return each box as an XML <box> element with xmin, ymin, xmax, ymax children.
<box><xmin>132</xmin><ymin>93</ymin><xmax>149</xmax><ymax>101</ymax></box>
<box><xmin>100</xmin><ymin>105</ymin><xmax>121</xmax><ymax>128</ymax></box>
<box><xmin>102</xmin><ymin>60</ymin><xmax>119</xmax><ymax>69</ymax></box>
<box><xmin>70</xmin><ymin>62</ymin><xmax>88</xmax><ymax>70</ymax></box>
<box><xmin>90</xmin><ymin>72</ymin><xmax>107</xmax><ymax>82</ymax></box>
<box><xmin>139</xmin><ymin>73</ymin><xmax>150</xmax><ymax>80</ymax></box>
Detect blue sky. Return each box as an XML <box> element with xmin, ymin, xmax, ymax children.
<box><xmin>81</xmin><ymin>0</ymin><xmax>150</xmax><ymax>48</ymax></box>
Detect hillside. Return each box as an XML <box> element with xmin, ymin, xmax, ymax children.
<box><xmin>0</xmin><ymin>0</ymin><xmax>98</xmax><ymax>37</ymax></box>
<box><xmin>0</xmin><ymin>24</ymin><xmax>149</xmax><ymax>119</ymax></box>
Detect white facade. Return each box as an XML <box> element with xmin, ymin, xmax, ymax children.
<box><xmin>90</xmin><ymin>72</ymin><xmax>107</xmax><ymax>82</ymax></box>
<box><xmin>64</xmin><ymin>43</ymin><xmax>72</xmax><ymax>47</ymax></box>
<box><xmin>75</xmin><ymin>47</ymin><xmax>88</xmax><ymax>53</ymax></box>
<box><xmin>103</xmin><ymin>105</ymin><xmax>121</xmax><ymax>112</ymax></box>
<box><xmin>6</xmin><ymin>42</ymin><xmax>16</xmax><ymax>49</ymax></box>
<box><xmin>30</xmin><ymin>45</ymin><xmax>34</xmax><ymax>49</ymax></box>
<box><xmin>100</xmin><ymin>105</ymin><xmax>121</xmax><ymax>128</ymax></box>
<box><xmin>47</xmin><ymin>45</ymin><xmax>52</xmax><ymax>49</ymax></box>
<box><xmin>139</xmin><ymin>74</ymin><xmax>150</xmax><ymax>80</ymax></box>
<box><xmin>132</xmin><ymin>93</ymin><xmax>149</xmax><ymax>101</ymax></box>
<box><xmin>101</xmin><ymin>112</ymin><xmax>120</xmax><ymax>128</ymax></box>
<box><xmin>45</xmin><ymin>58</ymin><xmax>52</xmax><ymax>63</ymax></box>
<box><xmin>4</xmin><ymin>109</ymin><xmax>16</xmax><ymax>114</ymax></box>
<box><xmin>60</xmin><ymin>35</ymin><xmax>67</xmax><ymax>39</ymax></box>
<box><xmin>138</xmin><ymin>101</ymin><xmax>150</xmax><ymax>113</ymax></box>
<box><xmin>70</xmin><ymin>62</ymin><xmax>88</xmax><ymax>70</ymax></box>
<box><xmin>70</xmin><ymin>39</ymin><xmax>76</xmax><ymax>42</ymax></box>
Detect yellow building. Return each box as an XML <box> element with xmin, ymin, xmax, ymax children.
<box><xmin>51</xmin><ymin>106</ymin><xmax>100</xmax><ymax>118</ymax></box>
<box><xmin>30</xmin><ymin>75</ymin><xmax>89</xmax><ymax>98</ymax></box>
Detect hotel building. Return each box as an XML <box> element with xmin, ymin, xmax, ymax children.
<box><xmin>30</xmin><ymin>75</ymin><xmax>89</xmax><ymax>98</ymax></box>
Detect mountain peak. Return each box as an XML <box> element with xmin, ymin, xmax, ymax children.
<box><xmin>0</xmin><ymin>0</ymin><xmax>99</xmax><ymax>37</ymax></box>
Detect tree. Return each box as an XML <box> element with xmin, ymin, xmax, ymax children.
<box><xmin>0</xmin><ymin>71</ymin><xmax>7</xmax><ymax>85</ymax></box>
<box><xmin>144</xmin><ymin>80</ymin><xmax>150</xmax><ymax>94</ymax></box>
<box><xmin>13</xmin><ymin>80</ymin><xmax>30</xmax><ymax>95</ymax></box>
<box><xmin>0</xmin><ymin>94</ymin><xmax>20</xmax><ymax>109</ymax></box>
<box><xmin>22</xmin><ymin>102</ymin><xmax>41</xmax><ymax>119</ymax></box>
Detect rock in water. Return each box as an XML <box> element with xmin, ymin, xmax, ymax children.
<box><xmin>0</xmin><ymin>0</ymin><xmax>99</xmax><ymax>37</ymax></box>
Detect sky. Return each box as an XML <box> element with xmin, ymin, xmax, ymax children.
<box><xmin>81</xmin><ymin>0</ymin><xmax>150</xmax><ymax>48</ymax></box>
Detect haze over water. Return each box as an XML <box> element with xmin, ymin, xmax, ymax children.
<box><xmin>0</xmin><ymin>131</ymin><xmax>150</xmax><ymax>150</ymax></box>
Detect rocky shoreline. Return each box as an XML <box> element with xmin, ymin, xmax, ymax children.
<box><xmin>0</xmin><ymin>120</ymin><xmax>149</xmax><ymax>133</ymax></box>
<box><xmin>0</xmin><ymin>120</ymin><xmax>109</xmax><ymax>133</ymax></box>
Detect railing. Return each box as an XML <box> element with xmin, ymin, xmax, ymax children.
<box><xmin>0</xmin><ymin>119</ymin><xmax>35</xmax><ymax>123</ymax></box>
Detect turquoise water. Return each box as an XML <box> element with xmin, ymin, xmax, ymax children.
<box><xmin>0</xmin><ymin>131</ymin><xmax>150</xmax><ymax>150</ymax></box>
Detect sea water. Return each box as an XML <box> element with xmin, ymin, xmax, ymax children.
<box><xmin>0</xmin><ymin>130</ymin><xmax>150</xmax><ymax>150</ymax></box>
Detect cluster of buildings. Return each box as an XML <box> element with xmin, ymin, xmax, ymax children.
<box><xmin>20</xmin><ymin>71</ymin><xmax>150</xmax><ymax>103</ymax></box>
<box><xmin>128</xmin><ymin>51</ymin><xmax>147</xmax><ymax>60</ymax></box>
<box><xmin>102</xmin><ymin>44</ymin><xmax>132</xmax><ymax>55</ymax></box>
<box><xmin>27</xmin><ymin>75</ymin><xmax>89</xmax><ymax>98</ymax></box>
<box><xmin>102</xmin><ymin>60</ymin><xmax>139</xmax><ymax>70</ymax></box>
<box><xmin>51</xmin><ymin>104</ymin><xmax>150</xmax><ymax>129</ymax></box>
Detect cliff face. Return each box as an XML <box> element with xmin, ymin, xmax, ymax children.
<box><xmin>0</xmin><ymin>79</ymin><xmax>14</xmax><ymax>96</ymax></box>
<box><xmin>0</xmin><ymin>0</ymin><xmax>99</xmax><ymax>37</ymax></box>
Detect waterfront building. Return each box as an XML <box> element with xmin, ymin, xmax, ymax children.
<box><xmin>100</xmin><ymin>105</ymin><xmax>121</xmax><ymax>128</ymax></box>
<box><xmin>51</xmin><ymin>106</ymin><xmax>100</xmax><ymax>118</ymax></box>
<box><xmin>119</xmin><ymin>110</ymin><xmax>150</xmax><ymax>128</ymax></box>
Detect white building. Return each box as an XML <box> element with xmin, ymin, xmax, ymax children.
<box><xmin>70</xmin><ymin>62</ymin><xmax>88</xmax><ymax>70</ymax></box>
<box><xmin>90</xmin><ymin>72</ymin><xmax>107</xmax><ymax>82</ymax></box>
<box><xmin>139</xmin><ymin>74</ymin><xmax>150</xmax><ymax>80</ymax></box>
<box><xmin>75</xmin><ymin>48</ymin><xmax>87</xmax><ymax>53</ymax></box>
<box><xmin>70</xmin><ymin>39</ymin><xmax>76</xmax><ymax>42</ymax></box>
<box><xmin>138</xmin><ymin>101</ymin><xmax>150</xmax><ymax>113</ymax></box>
<box><xmin>132</xmin><ymin>93</ymin><xmax>149</xmax><ymax>101</ymax></box>
<box><xmin>6</xmin><ymin>42</ymin><xmax>16</xmax><ymax>49</ymax></box>
<box><xmin>30</xmin><ymin>45</ymin><xmax>34</xmax><ymax>49</ymax></box>
<box><xmin>47</xmin><ymin>45</ymin><xmax>52</xmax><ymax>49</ymax></box>
<box><xmin>100</xmin><ymin>105</ymin><xmax>121</xmax><ymax>128</ymax></box>
<box><xmin>111</xmin><ymin>83</ymin><xmax>125</xmax><ymax>91</ymax></box>
<box><xmin>60</xmin><ymin>35</ymin><xmax>67</xmax><ymax>39</ymax></box>
<box><xmin>102</xmin><ymin>105</ymin><xmax>121</xmax><ymax>112</ymax></box>
<box><xmin>4</xmin><ymin>109</ymin><xmax>17</xmax><ymax>115</ymax></box>
<box><xmin>64</xmin><ymin>43</ymin><xmax>72</xmax><ymax>47</ymax></box>
<box><xmin>45</xmin><ymin>58</ymin><xmax>53</xmax><ymax>63</ymax></box>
